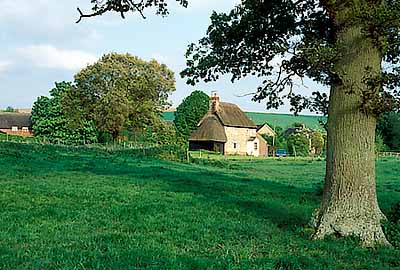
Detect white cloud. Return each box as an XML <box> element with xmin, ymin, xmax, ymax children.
<box><xmin>0</xmin><ymin>60</ymin><xmax>12</xmax><ymax>74</ymax></box>
<box><xmin>16</xmin><ymin>45</ymin><xmax>98</xmax><ymax>71</ymax></box>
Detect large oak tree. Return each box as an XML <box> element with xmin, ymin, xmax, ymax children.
<box><xmin>79</xmin><ymin>0</ymin><xmax>400</xmax><ymax>246</ymax></box>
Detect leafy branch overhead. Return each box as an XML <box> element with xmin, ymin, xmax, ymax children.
<box><xmin>181</xmin><ymin>0</ymin><xmax>400</xmax><ymax>115</ymax></box>
<box><xmin>76</xmin><ymin>0</ymin><xmax>188</xmax><ymax>23</ymax></box>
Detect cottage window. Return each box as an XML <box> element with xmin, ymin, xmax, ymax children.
<box><xmin>233</xmin><ymin>142</ymin><xmax>238</xmax><ymax>149</ymax></box>
<box><xmin>22</xmin><ymin>127</ymin><xmax>29</xmax><ymax>133</ymax></box>
<box><xmin>254</xmin><ymin>142</ymin><xmax>258</xmax><ymax>150</ymax></box>
<box><xmin>11</xmin><ymin>126</ymin><xmax>18</xmax><ymax>132</ymax></box>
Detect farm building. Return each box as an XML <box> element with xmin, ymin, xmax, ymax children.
<box><xmin>189</xmin><ymin>92</ymin><xmax>268</xmax><ymax>157</ymax></box>
<box><xmin>257</xmin><ymin>123</ymin><xmax>276</xmax><ymax>137</ymax></box>
<box><xmin>0</xmin><ymin>113</ymin><xmax>33</xmax><ymax>137</ymax></box>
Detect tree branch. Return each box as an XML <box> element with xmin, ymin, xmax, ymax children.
<box><xmin>76</xmin><ymin>6</ymin><xmax>112</xmax><ymax>23</ymax></box>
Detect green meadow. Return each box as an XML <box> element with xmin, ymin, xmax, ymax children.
<box><xmin>0</xmin><ymin>142</ymin><xmax>399</xmax><ymax>269</ymax></box>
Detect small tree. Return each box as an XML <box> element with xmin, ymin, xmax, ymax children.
<box><xmin>174</xmin><ymin>90</ymin><xmax>209</xmax><ymax>138</ymax></box>
<box><xmin>31</xmin><ymin>82</ymin><xmax>97</xmax><ymax>145</ymax></box>
<box><xmin>311</xmin><ymin>131</ymin><xmax>325</xmax><ymax>155</ymax></box>
<box><xmin>287</xmin><ymin>133</ymin><xmax>310</xmax><ymax>157</ymax></box>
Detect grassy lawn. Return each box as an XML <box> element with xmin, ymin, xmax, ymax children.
<box><xmin>0</xmin><ymin>142</ymin><xmax>399</xmax><ymax>269</ymax></box>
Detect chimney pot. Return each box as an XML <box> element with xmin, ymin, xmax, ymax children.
<box><xmin>210</xmin><ymin>91</ymin><xmax>220</xmax><ymax>113</ymax></box>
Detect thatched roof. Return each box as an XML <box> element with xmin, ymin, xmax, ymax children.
<box><xmin>0</xmin><ymin>113</ymin><xmax>31</xmax><ymax>129</ymax></box>
<box><xmin>215</xmin><ymin>102</ymin><xmax>256</xmax><ymax>128</ymax></box>
<box><xmin>189</xmin><ymin>115</ymin><xmax>227</xmax><ymax>142</ymax></box>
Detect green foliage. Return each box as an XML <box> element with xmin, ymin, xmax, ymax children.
<box><xmin>293</xmin><ymin>122</ymin><xmax>305</xmax><ymax>128</ymax></box>
<box><xmin>310</xmin><ymin>131</ymin><xmax>325</xmax><ymax>155</ymax></box>
<box><xmin>180</xmin><ymin>1</ymin><xmax>400</xmax><ymax>114</ymax></box>
<box><xmin>0</xmin><ymin>142</ymin><xmax>399</xmax><ymax>269</ymax></box>
<box><xmin>144</xmin><ymin>121</ymin><xmax>184</xmax><ymax>146</ymax></box>
<box><xmin>63</xmin><ymin>53</ymin><xmax>175</xmax><ymax>140</ymax></box>
<box><xmin>377</xmin><ymin>112</ymin><xmax>400</xmax><ymax>151</ymax></box>
<box><xmin>384</xmin><ymin>202</ymin><xmax>400</xmax><ymax>249</ymax></box>
<box><xmin>78</xmin><ymin>0</ymin><xmax>188</xmax><ymax>23</ymax></box>
<box><xmin>3</xmin><ymin>106</ymin><xmax>15</xmax><ymax>112</ymax></box>
<box><xmin>31</xmin><ymin>82</ymin><xmax>98</xmax><ymax>145</ymax></box>
<box><xmin>174</xmin><ymin>90</ymin><xmax>209</xmax><ymax>138</ymax></box>
<box><xmin>262</xmin><ymin>134</ymin><xmax>274</xmax><ymax>147</ymax></box>
<box><xmin>261</xmin><ymin>128</ymin><xmax>287</xmax><ymax>152</ymax></box>
<box><xmin>287</xmin><ymin>133</ymin><xmax>310</xmax><ymax>157</ymax></box>
<box><xmin>376</xmin><ymin>131</ymin><xmax>390</xmax><ymax>153</ymax></box>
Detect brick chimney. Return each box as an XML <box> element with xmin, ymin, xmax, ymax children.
<box><xmin>210</xmin><ymin>91</ymin><xmax>220</xmax><ymax>113</ymax></box>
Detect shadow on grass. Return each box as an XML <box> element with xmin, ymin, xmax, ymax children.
<box><xmin>0</xmin><ymin>142</ymin><xmax>318</xmax><ymax>235</ymax></box>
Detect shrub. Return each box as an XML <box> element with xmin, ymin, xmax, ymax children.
<box><xmin>287</xmin><ymin>133</ymin><xmax>310</xmax><ymax>157</ymax></box>
<box><xmin>384</xmin><ymin>202</ymin><xmax>400</xmax><ymax>248</ymax></box>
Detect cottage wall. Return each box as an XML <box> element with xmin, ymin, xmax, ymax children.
<box><xmin>224</xmin><ymin>126</ymin><xmax>256</xmax><ymax>155</ymax></box>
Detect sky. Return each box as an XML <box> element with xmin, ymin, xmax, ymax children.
<box><xmin>0</xmin><ymin>0</ymin><xmax>327</xmax><ymax>114</ymax></box>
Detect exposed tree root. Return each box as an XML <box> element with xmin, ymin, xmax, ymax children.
<box><xmin>311</xmin><ymin>208</ymin><xmax>391</xmax><ymax>247</ymax></box>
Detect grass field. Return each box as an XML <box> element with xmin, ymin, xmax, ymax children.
<box><xmin>0</xmin><ymin>142</ymin><xmax>399</xmax><ymax>269</ymax></box>
<box><xmin>163</xmin><ymin>111</ymin><xmax>326</xmax><ymax>130</ymax></box>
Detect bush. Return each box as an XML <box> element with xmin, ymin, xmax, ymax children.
<box><xmin>384</xmin><ymin>202</ymin><xmax>400</xmax><ymax>248</ymax></box>
<box><xmin>287</xmin><ymin>133</ymin><xmax>310</xmax><ymax>157</ymax></box>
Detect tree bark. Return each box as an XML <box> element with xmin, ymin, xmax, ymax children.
<box><xmin>312</xmin><ymin>18</ymin><xmax>390</xmax><ymax>246</ymax></box>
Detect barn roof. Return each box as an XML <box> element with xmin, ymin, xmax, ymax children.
<box><xmin>0</xmin><ymin>113</ymin><xmax>32</xmax><ymax>129</ymax></box>
<box><xmin>189</xmin><ymin>115</ymin><xmax>227</xmax><ymax>143</ymax></box>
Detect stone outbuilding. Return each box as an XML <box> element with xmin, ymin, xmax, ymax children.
<box><xmin>189</xmin><ymin>92</ymin><xmax>268</xmax><ymax>157</ymax></box>
<box><xmin>0</xmin><ymin>113</ymin><xmax>33</xmax><ymax>137</ymax></box>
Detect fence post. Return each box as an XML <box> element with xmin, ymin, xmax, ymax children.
<box><xmin>293</xmin><ymin>146</ymin><xmax>297</xmax><ymax>160</ymax></box>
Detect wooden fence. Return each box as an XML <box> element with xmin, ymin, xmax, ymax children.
<box><xmin>378</xmin><ymin>152</ymin><xmax>400</xmax><ymax>158</ymax></box>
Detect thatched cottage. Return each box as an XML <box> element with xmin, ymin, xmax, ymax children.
<box><xmin>0</xmin><ymin>113</ymin><xmax>33</xmax><ymax>137</ymax></box>
<box><xmin>189</xmin><ymin>92</ymin><xmax>268</xmax><ymax>157</ymax></box>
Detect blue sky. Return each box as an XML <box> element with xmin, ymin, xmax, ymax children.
<box><xmin>0</xmin><ymin>0</ymin><xmax>326</xmax><ymax>113</ymax></box>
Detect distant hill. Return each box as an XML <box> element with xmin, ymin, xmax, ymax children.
<box><xmin>163</xmin><ymin>111</ymin><xmax>175</xmax><ymax>121</ymax></box>
<box><xmin>163</xmin><ymin>111</ymin><xmax>326</xmax><ymax>130</ymax></box>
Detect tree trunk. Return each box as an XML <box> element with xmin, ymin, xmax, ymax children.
<box><xmin>312</xmin><ymin>20</ymin><xmax>390</xmax><ymax>246</ymax></box>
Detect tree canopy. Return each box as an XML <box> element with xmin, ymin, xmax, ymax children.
<box><xmin>174</xmin><ymin>90</ymin><xmax>209</xmax><ymax>138</ymax></box>
<box><xmin>181</xmin><ymin>0</ymin><xmax>400</xmax><ymax>115</ymax></box>
<box><xmin>31</xmin><ymin>82</ymin><xmax>98</xmax><ymax>144</ymax></box>
<box><xmin>63</xmin><ymin>53</ymin><xmax>176</xmax><ymax>140</ymax></box>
